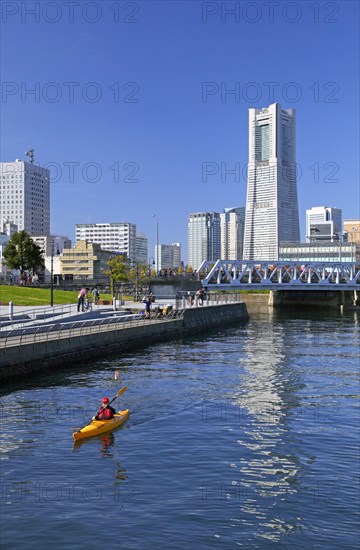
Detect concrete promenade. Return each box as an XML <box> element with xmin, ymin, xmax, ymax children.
<box><xmin>0</xmin><ymin>299</ymin><xmax>249</xmax><ymax>381</ymax></box>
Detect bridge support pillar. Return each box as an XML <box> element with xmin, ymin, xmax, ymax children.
<box><xmin>269</xmin><ymin>290</ymin><xmax>355</xmax><ymax>309</ymax></box>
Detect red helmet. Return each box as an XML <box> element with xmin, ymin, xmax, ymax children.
<box><xmin>102</xmin><ymin>397</ymin><xmax>109</xmax><ymax>404</ymax></box>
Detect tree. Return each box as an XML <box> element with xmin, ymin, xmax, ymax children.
<box><xmin>129</xmin><ymin>262</ymin><xmax>149</xmax><ymax>286</ymax></box>
<box><xmin>128</xmin><ymin>262</ymin><xmax>150</xmax><ymax>301</ymax></box>
<box><xmin>3</xmin><ymin>230</ymin><xmax>44</xmax><ymax>278</ymax></box>
<box><xmin>104</xmin><ymin>255</ymin><xmax>130</xmax><ymax>295</ymax></box>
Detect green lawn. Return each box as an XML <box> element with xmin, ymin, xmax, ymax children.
<box><xmin>0</xmin><ymin>286</ymin><xmax>114</xmax><ymax>306</ymax></box>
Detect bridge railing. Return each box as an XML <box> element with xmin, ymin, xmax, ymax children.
<box><xmin>197</xmin><ymin>260</ymin><xmax>360</xmax><ymax>289</ymax></box>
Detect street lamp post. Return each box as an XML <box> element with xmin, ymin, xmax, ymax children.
<box><xmin>152</xmin><ymin>214</ymin><xmax>159</xmax><ymax>275</ymax></box>
<box><xmin>50</xmin><ymin>250</ymin><xmax>54</xmax><ymax>307</ymax></box>
<box><xmin>148</xmin><ymin>256</ymin><xmax>155</xmax><ymax>291</ymax></box>
<box><xmin>135</xmin><ymin>262</ymin><xmax>139</xmax><ymax>302</ymax></box>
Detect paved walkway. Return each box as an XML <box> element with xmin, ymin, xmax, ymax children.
<box><xmin>0</xmin><ymin>298</ymin><xmax>178</xmax><ymax>333</ymax></box>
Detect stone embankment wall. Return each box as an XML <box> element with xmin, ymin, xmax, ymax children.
<box><xmin>0</xmin><ymin>303</ymin><xmax>248</xmax><ymax>381</ymax></box>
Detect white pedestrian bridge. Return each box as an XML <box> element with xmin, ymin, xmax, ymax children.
<box><xmin>198</xmin><ymin>260</ymin><xmax>360</xmax><ymax>291</ymax></box>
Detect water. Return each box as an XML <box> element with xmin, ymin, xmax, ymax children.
<box><xmin>1</xmin><ymin>309</ymin><xmax>359</xmax><ymax>549</ymax></box>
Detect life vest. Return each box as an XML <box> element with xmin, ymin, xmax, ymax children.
<box><xmin>96</xmin><ymin>406</ymin><xmax>114</xmax><ymax>420</ymax></box>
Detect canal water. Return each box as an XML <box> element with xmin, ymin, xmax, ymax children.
<box><xmin>1</xmin><ymin>309</ymin><xmax>359</xmax><ymax>549</ymax></box>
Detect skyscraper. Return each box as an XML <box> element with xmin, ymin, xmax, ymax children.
<box><xmin>188</xmin><ymin>212</ymin><xmax>220</xmax><ymax>269</ymax></box>
<box><xmin>135</xmin><ymin>233</ymin><xmax>148</xmax><ymax>263</ymax></box>
<box><xmin>306</xmin><ymin>206</ymin><xmax>342</xmax><ymax>242</ymax></box>
<box><xmin>0</xmin><ymin>158</ymin><xmax>50</xmax><ymax>236</ymax></box>
<box><xmin>220</xmin><ymin>207</ymin><xmax>245</xmax><ymax>260</ymax></box>
<box><xmin>243</xmin><ymin>103</ymin><xmax>300</xmax><ymax>260</ymax></box>
<box><xmin>154</xmin><ymin>243</ymin><xmax>181</xmax><ymax>271</ymax></box>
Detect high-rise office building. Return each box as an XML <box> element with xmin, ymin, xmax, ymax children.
<box><xmin>135</xmin><ymin>233</ymin><xmax>148</xmax><ymax>263</ymax></box>
<box><xmin>75</xmin><ymin>222</ymin><xmax>137</xmax><ymax>263</ymax></box>
<box><xmin>188</xmin><ymin>212</ymin><xmax>221</xmax><ymax>269</ymax></box>
<box><xmin>220</xmin><ymin>207</ymin><xmax>245</xmax><ymax>260</ymax></box>
<box><xmin>306</xmin><ymin>206</ymin><xmax>342</xmax><ymax>242</ymax></box>
<box><xmin>243</xmin><ymin>103</ymin><xmax>300</xmax><ymax>260</ymax></box>
<box><xmin>0</xmin><ymin>158</ymin><xmax>50</xmax><ymax>236</ymax></box>
<box><xmin>154</xmin><ymin>243</ymin><xmax>181</xmax><ymax>271</ymax></box>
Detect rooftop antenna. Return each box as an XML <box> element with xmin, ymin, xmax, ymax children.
<box><xmin>25</xmin><ymin>148</ymin><xmax>35</xmax><ymax>164</ymax></box>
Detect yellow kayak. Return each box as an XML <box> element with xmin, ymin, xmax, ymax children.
<box><xmin>73</xmin><ymin>409</ymin><xmax>129</xmax><ymax>441</ymax></box>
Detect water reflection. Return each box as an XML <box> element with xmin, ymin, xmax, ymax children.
<box><xmin>72</xmin><ymin>432</ymin><xmax>116</xmax><ymax>457</ymax></box>
<box><xmin>233</xmin><ymin>315</ymin><xmax>305</xmax><ymax>542</ymax></box>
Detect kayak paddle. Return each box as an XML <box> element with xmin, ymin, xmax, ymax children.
<box><xmin>108</xmin><ymin>386</ymin><xmax>127</xmax><ymax>407</ymax></box>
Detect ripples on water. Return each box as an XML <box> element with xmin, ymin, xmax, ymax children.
<box><xmin>0</xmin><ymin>310</ymin><xmax>359</xmax><ymax>549</ymax></box>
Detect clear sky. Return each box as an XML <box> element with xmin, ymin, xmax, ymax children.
<box><xmin>1</xmin><ymin>0</ymin><xmax>359</xmax><ymax>261</ymax></box>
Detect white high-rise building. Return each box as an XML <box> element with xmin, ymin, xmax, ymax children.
<box><xmin>154</xmin><ymin>243</ymin><xmax>181</xmax><ymax>271</ymax></box>
<box><xmin>220</xmin><ymin>207</ymin><xmax>245</xmax><ymax>260</ymax></box>
<box><xmin>306</xmin><ymin>206</ymin><xmax>342</xmax><ymax>242</ymax></box>
<box><xmin>243</xmin><ymin>103</ymin><xmax>300</xmax><ymax>260</ymax></box>
<box><xmin>0</xmin><ymin>158</ymin><xmax>50</xmax><ymax>236</ymax></box>
<box><xmin>188</xmin><ymin>212</ymin><xmax>221</xmax><ymax>269</ymax></box>
<box><xmin>75</xmin><ymin>222</ymin><xmax>137</xmax><ymax>263</ymax></box>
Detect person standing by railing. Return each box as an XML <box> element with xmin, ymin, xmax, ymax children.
<box><xmin>77</xmin><ymin>287</ymin><xmax>87</xmax><ymax>312</ymax></box>
<box><xmin>197</xmin><ymin>288</ymin><xmax>204</xmax><ymax>306</ymax></box>
<box><xmin>92</xmin><ymin>287</ymin><xmax>100</xmax><ymax>305</ymax></box>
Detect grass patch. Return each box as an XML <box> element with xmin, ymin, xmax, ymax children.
<box><xmin>208</xmin><ymin>290</ymin><xmax>270</xmax><ymax>294</ymax></box>
<box><xmin>0</xmin><ymin>286</ymin><xmax>116</xmax><ymax>306</ymax></box>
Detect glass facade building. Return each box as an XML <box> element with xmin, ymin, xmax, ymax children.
<box><xmin>243</xmin><ymin>103</ymin><xmax>300</xmax><ymax>261</ymax></box>
<box><xmin>188</xmin><ymin>212</ymin><xmax>221</xmax><ymax>270</ymax></box>
<box><xmin>279</xmin><ymin>242</ymin><xmax>359</xmax><ymax>262</ymax></box>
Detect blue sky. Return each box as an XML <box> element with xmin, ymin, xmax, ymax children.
<box><xmin>1</xmin><ymin>0</ymin><xmax>359</xmax><ymax>260</ymax></box>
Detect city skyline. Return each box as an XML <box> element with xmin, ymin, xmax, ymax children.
<box><xmin>1</xmin><ymin>2</ymin><xmax>358</xmax><ymax>259</ymax></box>
<box><xmin>0</xmin><ymin>149</ymin><xmax>353</xmax><ymax>265</ymax></box>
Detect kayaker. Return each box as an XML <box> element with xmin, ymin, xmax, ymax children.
<box><xmin>93</xmin><ymin>397</ymin><xmax>116</xmax><ymax>420</ymax></box>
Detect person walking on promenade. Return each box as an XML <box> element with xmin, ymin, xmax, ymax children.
<box><xmin>197</xmin><ymin>288</ymin><xmax>204</xmax><ymax>306</ymax></box>
<box><xmin>77</xmin><ymin>287</ymin><xmax>87</xmax><ymax>312</ymax></box>
<box><xmin>84</xmin><ymin>288</ymin><xmax>91</xmax><ymax>311</ymax></box>
<box><xmin>92</xmin><ymin>287</ymin><xmax>100</xmax><ymax>305</ymax></box>
<box><xmin>144</xmin><ymin>297</ymin><xmax>152</xmax><ymax>319</ymax></box>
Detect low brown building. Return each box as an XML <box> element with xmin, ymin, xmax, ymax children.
<box><xmin>60</xmin><ymin>240</ymin><xmax>124</xmax><ymax>280</ymax></box>
<box><xmin>344</xmin><ymin>220</ymin><xmax>360</xmax><ymax>244</ymax></box>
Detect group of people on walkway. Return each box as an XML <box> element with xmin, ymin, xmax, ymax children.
<box><xmin>77</xmin><ymin>286</ymin><xmax>100</xmax><ymax>312</ymax></box>
<box><xmin>187</xmin><ymin>288</ymin><xmax>205</xmax><ymax>306</ymax></box>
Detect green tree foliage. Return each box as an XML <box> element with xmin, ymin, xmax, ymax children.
<box><xmin>104</xmin><ymin>255</ymin><xmax>130</xmax><ymax>294</ymax></box>
<box><xmin>3</xmin><ymin>230</ymin><xmax>44</xmax><ymax>276</ymax></box>
<box><xmin>129</xmin><ymin>262</ymin><xmax>149</xmax><ymax>286</ymax></box>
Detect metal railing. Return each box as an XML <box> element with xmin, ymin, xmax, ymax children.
<box><xmin>0</xmin><ymin>303</ymin><xmax>82</xmax><ymax>330</ymax></box>
<box><xmin>175</xmin><ymin>291</ymin><xmax>242</xmax><ymax>309</ymax></box>
<box><xmin>0</xmin><ymin>309</ymin><xmax>185</xmax><ymax>354</ymax></box>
